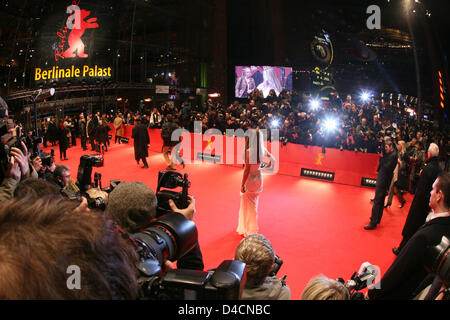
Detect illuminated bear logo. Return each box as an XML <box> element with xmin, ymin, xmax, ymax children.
<box><xmin>62</xmin><ymin>9</ymin><xmax>99</xmax><ymax>59</ymax></box>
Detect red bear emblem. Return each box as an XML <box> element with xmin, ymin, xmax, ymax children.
<box><xmin>62</xmin><ymin>9</ymin><xmax>99</xmax><ymax>58</ymax></box>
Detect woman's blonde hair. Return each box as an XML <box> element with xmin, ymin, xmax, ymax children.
<box><xmin>235</xmin><ymin>234</ymin><xmax>275</xmax><ymax>287</ymax></box>
<box><xmin>301</xmin><ymin>275</ymin><xmax>350</xmax><ymax>300</ymax></box>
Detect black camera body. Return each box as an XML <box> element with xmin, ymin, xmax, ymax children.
<box><xmin>269</xmin><ymin>255</ymin><xmax>283</xmax><ymax>278</ymax></box>
<box><xmin>60</xmin><ymin>154</ymin><xmax>117</xmax><ymax>210</ymax></box>
<box><xmin>77</xmin><ymin>154</ymin><xmax>105</xmax><ymax>192</ymax></box>
<box><xmin>140</xmin><ymin>260</ymin><xmax>247</xmax><ymax>300</ymax></box>
<box><xmin>337</xmin><ymin>264</ymin><xmax>378</xmax><ymax>300</ymax></box>
<box><xmin>156</xmin><ymin>171</ymin><xmax>190</xmax><ymax>217</ymax></box>
<box><xmin>41</xmin><ymin>152</ymin><xmax>54</xmax><ymax>167</ymax></box>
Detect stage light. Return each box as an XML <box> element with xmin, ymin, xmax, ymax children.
<box><xmin>144</xmin><ymin>98</ymin><xmax>152</xmax><ymax>102</ymax></box>
<box><xmin>361</xmin><ymin>177</ymin><xmax>377</xmax><ymax>187</ymax></box>
<box><xmin>301</xmin><ymin>168</ymin><xmax>335</xmax><ymax>182</ymax></box>
<box><xmin>323</xmin><ymin>118</ymin><xmax>338</xmax><ymax>132</ymax></box>
<box><xmin>310</xmin><ymin>99</ymin><xmax>320</xmax><ymax>111</ymax></box>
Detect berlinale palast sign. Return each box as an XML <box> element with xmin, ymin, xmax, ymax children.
<box><xmin>34</xmin><ymin>65</ymin><xmax>112</xmax><ymax>81</ymax></box>
<box><xmin>33</xmin><ymin>1</ymin><xmax>112</xmax><ymax>82</ymax></box>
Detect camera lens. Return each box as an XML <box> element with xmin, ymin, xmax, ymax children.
<box><xmin>133</xmin><ymin>212</ymin><xmax>198</xmax><ymax>268</ymax></box>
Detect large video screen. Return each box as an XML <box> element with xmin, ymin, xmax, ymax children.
<box><xmin>235</xmin><ymin>66</ymin><xmax>293</xmax><ymax>98</ymax></box>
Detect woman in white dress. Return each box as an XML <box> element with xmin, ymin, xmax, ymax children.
<box><xmin>237</xmin><ymin>129</ymin><xmax>274</xmax><ymax>237</ymax></box>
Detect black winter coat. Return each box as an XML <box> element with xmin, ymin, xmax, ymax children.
<box><xmin>95</xmin><ymin>125</ymin><xmax>109</xmax><ymax>144</ymax></box>
<box><xmin>57</xmin><ymin>128</ymin><xmax>69</xmax><ymax>150</ymax></box>
<box><xmin>368</xmin><ymin>216</ymin><xmax>450</xmax><ymax>300</ymax></box>
<box><xmin>402</xmin><ymin>157</ymin><xmax>442</xmax><ymax>238</ymax></box>
<box><xmin>132</xmin><ymin>124</ymin><xmax>150</xmax><ymax>160</ymax></box>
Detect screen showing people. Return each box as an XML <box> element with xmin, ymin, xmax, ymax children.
<box><xmin>235</xmin><ymin>66</ymin><xmax>293</xmax><ymax>98</ymax></box>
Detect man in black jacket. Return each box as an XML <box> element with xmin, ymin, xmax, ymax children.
<box><xmin>368</xmin><ymin>172</ymin><xmax>450</xmax><ymax>300</ymax></box>
<box><xmin>87</xmin><ymin>114</ymin><xmax>97</xmax><ymax>151</ymax></box>
<box><xmin>393</xmin><ymin>143</ymin><xmax>442</xmax><ymax>254</ymax></box>
<box><xmin>132</xmin><ymin>117</ymin><xmax>150</xmax><ymax>168</ymax></box>
<box><xmin>79</xmin><ymin>114</ymin><xmax>87</xmax><ymax>151</ymax></box>
<box><xmin>365</xmin><ymin>140</ymin><xmax>398</xmax><ymax>230</ymax></box>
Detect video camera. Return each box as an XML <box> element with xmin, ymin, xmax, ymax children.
<box><xmin>337</xmin><ymin>262</ymin><xmax>378</xmax><ymax>300</ymax></box>
<box><xmin>131</xmin><ymin>212</ymin><xmax>246</xmax><ymax>299</ymax></box>
<box><xmin>76</xmin><ymin>154</ymin><xmax>105</xmax><ymax>192</ymax></box>
<box><xmin>156</xmin><ymin>171</ymin><xmax>190</xmax><ymax>217</ymax></box>
<box><xmin>61</xmin><ymin>154</ymin><xmax>120</xmax><ymax>210</ymax></box>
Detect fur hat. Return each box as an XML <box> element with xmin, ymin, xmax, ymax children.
<box><xmin>105</xmin><ymin>181</ymin><xmax>157</xmax><ymax>233</ymax></box>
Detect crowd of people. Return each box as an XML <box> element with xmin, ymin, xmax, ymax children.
<box><xmin>1</xmin><ymin>88</ymin><xmax>449</xmax><ymax>300</ymax></box>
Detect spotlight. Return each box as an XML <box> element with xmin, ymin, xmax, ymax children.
<box><xmin>301</xmin><ymin>168</ymin><xmax>335</xmax><ymax>181</ymax></box>
<box><xmin>361</xmin><ymin>177</ymin><xmax>377</xmax><ymax>188</ymax></box>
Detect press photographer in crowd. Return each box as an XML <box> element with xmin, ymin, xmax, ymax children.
<box><xmin>234</xmin><ymin>234</ymin><xmax>291</xmax><ymax>300</ymax></box>
<box><xmin>31</xmin><ymin>151</ymin><xmax>56</xmax><ymax>181</ymax></box>
<box><xmin>104</xmin><ymin>181</ymin><xmax>204</xmax><ymax>271</ymax></box>
<box><xmin>301</xmin><ymin>275</ymin><xmax>350</xmax><ymax>300</ymax></box>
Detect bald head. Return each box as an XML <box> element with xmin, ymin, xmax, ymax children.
<box><xmin>428</xmin><ymin>143</ymin><xmax>439</xmax><ymax>158</ymax></box>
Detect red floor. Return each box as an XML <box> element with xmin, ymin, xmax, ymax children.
<box><xmin>44</xmin><ymin>140</ymin><xmax>412</xmax><ymax>299</ymax></box>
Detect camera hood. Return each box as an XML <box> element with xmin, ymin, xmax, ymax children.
<box><xmin>148</xmin><ymin>212</ymin><xmax>198</xmax><ymax>260</ymax></box>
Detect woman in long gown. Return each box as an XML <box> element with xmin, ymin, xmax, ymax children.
<box><xmin>237</xmin><ymin>129</ymin><xmax>274</xmax><ymax>237</ymax></box>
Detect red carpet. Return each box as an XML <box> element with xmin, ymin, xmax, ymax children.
<box><xmin>43</xmin><ymin>140</ymin><xmax>412</xmax><ymax>299</ymax></box>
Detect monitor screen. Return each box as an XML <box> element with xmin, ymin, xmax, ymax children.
<box><xmin>235</xmin><ymin>66</ymin><xmax>293</xmax><ymax>98</ymax></box>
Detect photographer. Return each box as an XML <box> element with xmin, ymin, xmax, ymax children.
<box><xmin>368</xmin><ymin>172</ymin><xmax>450</xmax><ymax>300</ymax></box>
<box><xmin>49</xmin><ymin>164</ymin><xmax>71</xmax><ymax>191</ymax></box>
<box><xmin>301</xmin><ymin>275</ymin><xmax>350</xmax><ymax>300</ymax></box>
<box><xmin>1</xmin><ymin>138</ymin><xmax>38</xmax><ymax>203</ymax></box>
<box><xmin>234</xmin><ymin>234</ymin><xmax>290</xmax><ymax>300</ymax></box>
<box><xmin>104</xmin><ymin>181</ymin><xmax>204</xmax><ymax>271</ymax></box>
<box><xmin>31</xmin><ymin>152</ymin><xmax>56</xmax><ymax>181</ymax></box>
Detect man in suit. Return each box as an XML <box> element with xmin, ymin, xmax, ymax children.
<box><xmin>365</xmin><ymin>140</ymin><xmax>398</xmax><ymax>230</ymax></box>
<box><xmin>368</xmin><ymin>172</ymin><xmax>450</xmax><ymax>299</ymax></box>
<box><xmin>131</xmin><ymin>117</ymin><xmax>150</xmax><ymax>169</ymax></box>
<box><xmin>393</xmin><ymin>143</ymin><xmax>442</xmax><ymax>254</ymax></box>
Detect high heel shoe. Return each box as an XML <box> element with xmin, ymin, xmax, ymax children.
<box><xmin>384</xmin><ymin>203</ymin><xmax>391</xmax><ymax>208</ymax></box>
<box><xmin>399</xmin><ymin>201</ymin><xmax>406</xmax><ymax>208</ymax></box>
